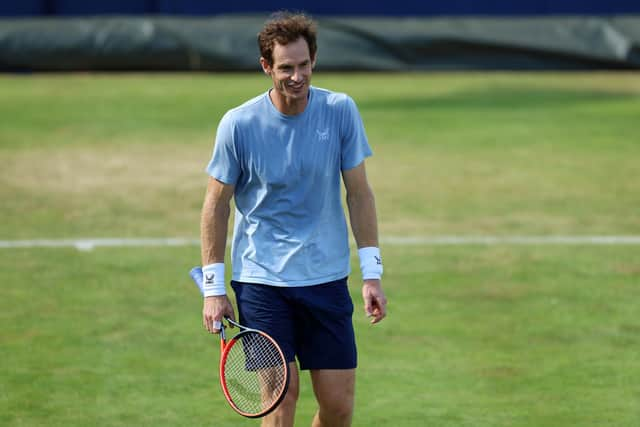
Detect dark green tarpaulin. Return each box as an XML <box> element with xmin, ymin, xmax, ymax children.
<box><xmin>1</xmin><ymin>15</ymin><xmax>639</xmax><ymax>71</ymax></box>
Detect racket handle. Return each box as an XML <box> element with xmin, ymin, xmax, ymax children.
<box><xmin>189</xmin><ymin>266</ymin><xmax>204</xmax><ymax>296</ymax></box>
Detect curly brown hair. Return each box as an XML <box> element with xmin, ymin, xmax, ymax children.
<box><xmin>257</xmin><ymin>11</ymin><xmax>318</xmax><ymax>66</ymax></box>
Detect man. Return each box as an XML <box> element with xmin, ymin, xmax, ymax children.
<box><xmin>199</xmin><ymin>12</ymin><xmax>387</xmax><ymax>427</ymax></box>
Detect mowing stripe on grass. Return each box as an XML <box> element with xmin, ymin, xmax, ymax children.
<box><xmin>1</xmin><ymin>236</ymin><xmax>640</xmax><ymax>250</ymax></box>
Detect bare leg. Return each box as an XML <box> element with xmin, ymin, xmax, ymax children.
<box><xmin>261</xmin><ymin>362</ymin><xmax>299</xmax><ymax>427</ymax></box>
<box><xmin>310</xmin><ymin>369</ymin><xmax>355</xmax><ymax>427</ymax></box>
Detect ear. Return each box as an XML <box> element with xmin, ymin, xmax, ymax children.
<box><xmin>311</xmin><ymin>52</ymin><xmax>317</xmax><ymax>69</ymax></box>
<box><xmin>259</xmin><ymin>57</ymin><xmax>272</xmax><ymax>75</ymax></box>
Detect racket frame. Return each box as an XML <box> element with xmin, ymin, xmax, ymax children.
<box><xmin>189</xmin><ymin>266</ymin><xmax>290</xmax><ymax>418</ymax></box>
<box><xmin>218</xmin><ymin>317</ymin><xmax>290</xmax><ymax>418</ymax></box>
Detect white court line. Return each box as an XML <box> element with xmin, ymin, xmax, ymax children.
<box><xmin>1</xmin><ymin>236</ymin><xmax>640</xmax><ymax>250</ymax></box>
<box><xmin>381</xmin><ymin>235</ymin><xmax>640</xmax><ymax>245</ymax></box>
<box><xmin>0</xmin><ymin>238</ymin><xmax>200</xmax><ymax>251</ymax></box>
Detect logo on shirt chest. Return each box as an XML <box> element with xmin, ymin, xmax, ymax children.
<box><xmin>315</xmin><ymin>128</ymin><xmax>330</xmax><ymax>142</ymax></box>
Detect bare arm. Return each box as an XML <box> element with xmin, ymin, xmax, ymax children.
<box><xmin>343</xmin><ymin>162</ymin><xmax>379</xmax><ymax>248</ymax></box>
<box><xmin>201</xmin><ymin>177</ymin><xmax>234</xmax><ymax>265</ymax></box>
<box><xmin>200</xmin><ymin>177</ymin><xmax>236</xmax><ymax>333</ymax></box>
<box><xmin>343</xmin><ymin>162</ymin><xmax>387</xmax><ymax>324</ymax></box>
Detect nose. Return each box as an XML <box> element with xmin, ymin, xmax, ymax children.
<box><xmin>291</xmin><ymin>67</ymin><xmax>303</xmax><ymax>82</ymax></box>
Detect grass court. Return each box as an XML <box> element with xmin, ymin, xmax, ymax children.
<box><xmin>1</xmin><ymin>72</ymin><xmax>639</xmax><ymax>426</ymax></box>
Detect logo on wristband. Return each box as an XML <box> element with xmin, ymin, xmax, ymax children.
<box><xmin>374</xmin><ymin>256</ymin><xmax>382</xmax><ymax>265</ymax></box>
<box><xmin>205</xmin><ymin>274</ymin><xmax>214</xmax><ymax>284</ymax></box>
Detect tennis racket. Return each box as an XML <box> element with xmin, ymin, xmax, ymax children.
<box><xmin>189</xmin><ymin>267</ymin><xmax>290</xmax><ymax>418</ymax></box>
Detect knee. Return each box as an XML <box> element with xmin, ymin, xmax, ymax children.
<box><xmin>264</xmin><ymin>380</ymin><xmax>298</xmax><ymax>425</ymax></box>
<box><xmin>319</xmin><ymin>393</ymin><xmax>354</xmax><ymax>420</ymax></box>
<box><xmin>280</xmin><ymin>379</ymin><xmax>299</xmax><ymax>409</ymax></box>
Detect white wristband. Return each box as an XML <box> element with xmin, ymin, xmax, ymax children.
<box><xmin>202</xmin><ymin>263</ymin><xmax>226</xmax><ymax>297</ymax></box>
<box><xmin>358</xmin><ymin>247</ymin><xmax>383</xmax><ymax>280</ymax></box>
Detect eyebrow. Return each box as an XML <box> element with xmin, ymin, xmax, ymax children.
<box><xmin>277</xmin><ymin>59</ymin><xmax>311</xmax><ymax>69</ymax></box>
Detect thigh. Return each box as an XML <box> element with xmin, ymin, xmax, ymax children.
<box><xmin>310</xmin><ymin>369</ymin><xmax>355</xmax><ymax>407</ymax></box>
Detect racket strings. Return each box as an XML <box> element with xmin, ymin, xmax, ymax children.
<box><xmin>223</xmin><ymin>332</ymin><xmax>287</xmax><ymax>415</ymax></box>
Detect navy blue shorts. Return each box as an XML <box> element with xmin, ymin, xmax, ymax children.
<box><xmin>230</xmin><ymin>277</ymin><xmax>357</xmax><ymax>370</ymax></box>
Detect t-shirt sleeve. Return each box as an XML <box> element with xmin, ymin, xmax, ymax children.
<box><xmin>206</xmin><ymin>111</ymin><xmax>241</xmax><ymax>185</ymax></box>
<box><xmin>340</xmin><ymin>96</ymin><xmax>372</xmax><ymax>171</ymax></box>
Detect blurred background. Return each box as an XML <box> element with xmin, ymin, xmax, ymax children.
<box><xmin>1</xmin><ymin>0</ymin><xmax>639</xmax><ymax>71</ymax></box>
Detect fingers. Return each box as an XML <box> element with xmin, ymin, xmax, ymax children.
<box><xmin>203</xmin><ymin>312</ymin><xmax>222</xmax><ymax>334</ymax></box>
<box><xmin>203</xmin><ymin>296</ymin><xmax>237</xmax><ymax>334</ymax></box>
<box><xmin>368</xmin><ymin>296</ymin><xmax>387</xmax><ymax>324</ymax></box>
<box><xmin>365</xmin><ymin>301</ymin><xmax>384</xmax><ymax>323</ymax></box>
<box><xmin>364</xmin><ymin>298</ymin><xmax>373</xmax><ymax>318</ymax></box>
<box><xmin>362</xmin><ymin>280</ymin><xmax>387</xmax><ymax>324</ymax></box>
<box><xmin>224</xmin><ymin>307</ymin><xmax>236</xmax><ymax>328</ymax></box>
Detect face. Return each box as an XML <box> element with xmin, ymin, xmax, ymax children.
<box><xmin>261</xmin><ymin>37</ymin><xmax>316</xmax><ymax>106</ymax></box>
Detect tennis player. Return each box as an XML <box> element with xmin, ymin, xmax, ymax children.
<box><xmin>199</xmin><ymin>11</ymin><xmax>387</xmax><ymax>427</ymax></box>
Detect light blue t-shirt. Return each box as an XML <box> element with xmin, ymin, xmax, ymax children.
<box><xmin>206</xmin><ymin>86</ymin><xmax>372</xmax><ymax>286</ymax></box>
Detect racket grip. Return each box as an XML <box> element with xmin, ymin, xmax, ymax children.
<box><xmin>189</xmin><ymin>266</ymin><xmax>204</xmax><ymax>296</ymax></box>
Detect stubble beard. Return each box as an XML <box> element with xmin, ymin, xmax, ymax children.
<box><xmin>277</xmin><ymin>78</ymin><xmax>309</xmax><ymax>101</ymax></box>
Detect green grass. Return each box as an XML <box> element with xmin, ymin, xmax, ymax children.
<box><xmin>1</xmin><ymin>72</ymin><xmax>639</xmax><ymax>426</ymax></box>
<box><xmin>1</xmin><ymin>73</ymin><xmax>638</xmax><ymax>238</ymax></box>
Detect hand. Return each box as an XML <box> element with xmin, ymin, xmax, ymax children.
<box><xmin>362</xmin><ymin>279</ymin><xmax>387</xmax><ymax>324</ymax></box>
<box><xmin>202</xmin><ymin>295</ymin><xmax>235</xmax><ymax>334</ymax></box>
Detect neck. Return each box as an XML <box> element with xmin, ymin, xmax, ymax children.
<box><xmin>269</xmin><ymin>87</ymin><xmax>310</xmax><ymax>116</ymax></box>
